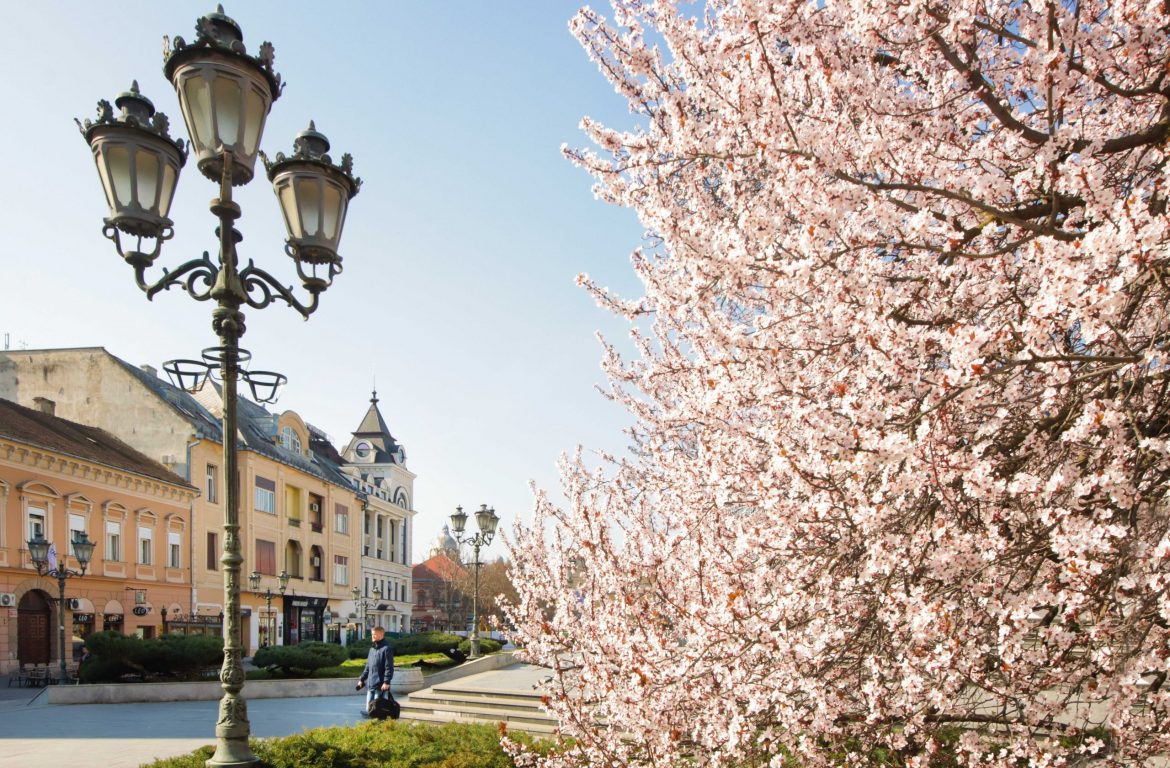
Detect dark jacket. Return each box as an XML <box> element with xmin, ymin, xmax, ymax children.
<box><xmin>360</xmin><ymin>639</ymin><xmax>394</xmax><ymax>688</ymax></box>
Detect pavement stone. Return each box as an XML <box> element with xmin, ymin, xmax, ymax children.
<box><xmin>0</xmin><ymin>683</ymin><xmax>367</xmax><ymax>768</ymax></box>
<box><xmin>0</xmin><ymin>663</ymin><xmax>551</xmax><ymax>768</ymax></box>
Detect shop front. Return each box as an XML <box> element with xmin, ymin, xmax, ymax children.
<box><xmin>282</xmin><ymin>595</ymin><xmax>329</xmax><ymax>645</ymax></box>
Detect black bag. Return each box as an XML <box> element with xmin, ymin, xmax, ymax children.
<box><xmin>367</xmin><ymin>689</ymin><xmax>400</xmax><ymax>720</ymax></box>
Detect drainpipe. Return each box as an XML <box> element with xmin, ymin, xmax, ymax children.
<box><xmin>186</xmin><ymin>437</ymin><xmax>201</xmax><ymax>621</ymax></box>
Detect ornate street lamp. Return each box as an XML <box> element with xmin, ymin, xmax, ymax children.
<box><xmin>76</xmin><ymin>8</ymin><xmax>360</xmax><ymax>767</ymax></box>
<box><xmin>370</xmin><ymin>584</ymin><xmax>382</xmax><ymax>631</ymax></box>
<box><xmin>350</xmin><ymin>584</ymin><xmax>383</xmax><ymax>635</ymax></box>
<box><xmin>449</xmin><ymin>504</ymin><xmax>499</xmax><ymax>658</ymax></box>
<box><xmin>28</xmin><ymin>533</ymin><xmax>95</xmax><ymax>684</ymax></box>
<box><xmin>351</xmin><ymin>586</ymin><xmax>364</xmax><ymax>637</ymax></box>
<box><xmin>248</xmin><ymin>569</ymin><xmax>288</xmax><ymax>648</ymax></box>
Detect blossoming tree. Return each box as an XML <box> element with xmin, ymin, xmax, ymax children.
<box><xmin>508</xmin><ymin>1</ymin><xmax>1170</xmax><ymax>766</ymax></box>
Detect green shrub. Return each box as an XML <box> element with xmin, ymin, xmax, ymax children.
<box><xmin>82</xmin><ymin>631</ymin><xmax>224</xmax><ymax>683</ymax></box>
<box><xmin>140</xmin><ymin>721</ymin><xmax>554</xmax><ymax>768</ymax></box>
<box><xmin>252</xmin><ymin>641</ymin><xmax>347</xmax><ymax>676</ymax></box>
<box><xmin>346</xmin><ymin>637</ymin><xmax>372</xmax><ymax>659</ymax></box>
<box><xmin>458</xmin><ymin>638</ymin><xmax>503</xmax><ymax>655</ymax></box>
<box><xmin>389</xmin><ymin>631</ymin><xmax>464</xmax><ymax>656</ymax></box>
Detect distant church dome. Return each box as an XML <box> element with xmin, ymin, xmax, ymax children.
<box><xmin>430</xmin><ymin>524</ymin><xmax>459</xmax><ymax>558</ymax></box>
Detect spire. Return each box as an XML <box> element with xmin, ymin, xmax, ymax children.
<box><xmin>347</xmin><ymin>390</ymin><xmax>403</xmax><ymax>464</ymax></box>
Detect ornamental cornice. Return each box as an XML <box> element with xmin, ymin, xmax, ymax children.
<box><xmin>0</xmin><ymin>437</ymin><xmax>196</xmax><ymax>504</ymax></box>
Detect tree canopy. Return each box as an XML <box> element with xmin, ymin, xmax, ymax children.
<box><xmin>509</xmin><ymin>1</ymin><xmax>1170</xmax><ymax>766</ymax></box>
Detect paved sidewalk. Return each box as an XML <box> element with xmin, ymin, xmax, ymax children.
<box><xmin>0</xmin><ymin>687</ymin><xmax>367</xmax><ymax>768</ymax></box>
<box><xmin>0</xmin><ymin>663</ymin><xmax>552</xmax><ymax>768</ymax></box>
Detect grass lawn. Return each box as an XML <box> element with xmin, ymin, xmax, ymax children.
<box><xmin>247</xmin><ymin>653</ymin><xmax>460</xmax><ymax>680</ymax></box>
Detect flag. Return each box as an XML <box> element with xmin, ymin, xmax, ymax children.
<box><xmin>47</xmin><ymin>543</ymin><xmax>58</xmax><ymax>574</ymax></box>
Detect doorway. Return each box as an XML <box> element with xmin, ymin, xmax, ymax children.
<box><xmin>17</xmin><ymin>590</ymin><xmax>52</xmax><ymax>665</ymax></box>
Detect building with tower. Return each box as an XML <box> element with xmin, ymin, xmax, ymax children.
<box><xmin>339</xmin><ymin>392</ymin><xmax>415</xmax><ymax>633</ymax></box>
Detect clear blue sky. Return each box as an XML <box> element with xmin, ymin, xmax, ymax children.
<box><xmin>1</xmin><ymin>2</ymin><xmax>645</xmax><ymax>563</ymax></box>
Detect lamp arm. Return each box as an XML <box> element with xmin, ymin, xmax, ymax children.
<box><xmin>132</xmin><ymin>251</ymin><xmax>220</xmax><ymax>302</ymax></box>
<box><xmin>237</xmin><ymin>260</ymin><xmax>321</xmax><ymax>319</ymax></box>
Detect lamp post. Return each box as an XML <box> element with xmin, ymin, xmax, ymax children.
<box><xmin>351</xmin><ymin>586</ymin><xmax>363</xmax><ymax>637</ymax></box>
<box><xmin>248</xmin><ymin>569</ymin><xmax>288</xmax><ymax>648</ymax></box>
<box><xmin>28</xmin><ymin>533</ymin><xmax>95</xmax><ymax>684</ymax></box>
<box><xmin>370</xmin><ymin>584</ymin><xmax>382</xmax><ymax>631</ymax></box>
<box><xmin>351</xmin><ymin>584</ymin><xmax>383</xmax><ymax>635</ymax></box>
<box><xmin>76</xmin><ymin>9</ymin><xmax>360</xmax><ymax>767</ymax></box>
<box><xmin>448</xmin><ymin>505</ymin><xmax>499</xmax><ymax>658</ymax></box>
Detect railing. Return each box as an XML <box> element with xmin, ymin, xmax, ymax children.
<box><xmin>288</xmin><ymin>517</ymin><xmax>301</xmax><ymax>527</ymax></box>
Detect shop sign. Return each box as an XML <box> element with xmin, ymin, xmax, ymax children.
<box><xmin>132</xmin><ymin>606</ymin><xmax>150</xmax><ymax>616</ymax></box>
<box><xmin>73</xmin><ymin>613</ymin><xmax>94</xmax><ymax>622</ymax></box>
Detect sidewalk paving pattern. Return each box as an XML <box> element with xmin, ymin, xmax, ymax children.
<box><xmin>0</xmin><ymin>663</ymin><xmax>551</xmax><ymax>768</ymax></box>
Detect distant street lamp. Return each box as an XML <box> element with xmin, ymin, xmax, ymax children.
<box><xmin>248</xmin><ymin>569</ymin><xmax>288</xmax><ymax>647</ymax></box>
<box><xmin>28</xmin><ymin>533</ymin><xmax>95</xmax><ymax>683</ymax></box>
<box><xmin>76</xmin><ymin>8</ymin><xmax>360</xmax><ymax>767</ymax></box>
<box><xmin>351</xmin><ymin>584</ymin><xmax>382</xmax><ymax>635</ymax></box>
<box><xmin>449</xmin><ymin>504</ymin><xmax>499</xmax><ymax>658</ymax></box>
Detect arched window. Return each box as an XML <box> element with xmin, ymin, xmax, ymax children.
<box><xmin>309</xmin><ymin>545</ymin><xmax>324</xmax><ymax>581</ymax></box>
<box><xmin>280</xmin><ymin>426</ymin><xmax>302</xmax><ymax>454</ymax></box>
<box><xmin>285</xmin><ymin>539</ymin><xmax>303</xmax><ymax>578</ymax></box>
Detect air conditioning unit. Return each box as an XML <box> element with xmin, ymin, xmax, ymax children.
<box><xmin>0</xmin><ymin>593</ymin><xmax>16</xmax><ymax>608</ymax></box>
<box><xmin>309</xmin><ymin>502</ymin><xmax>320</xmax><ymax>513</ymax></box>
<box><xmin>68</xmin><ymin>598</ymin><xmax>82</xmax><ymax>610</ymax></box>
<box><xmin>311</xmin><ymin>556</ymin><xmax>321</xmax><ymax>567</ymax></box>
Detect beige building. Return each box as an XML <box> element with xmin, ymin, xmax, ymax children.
<box><xmin>0</xmin><ymin>397</ymin><xmax>197</xmax><ymax>673</ymax></box>
<box><xmin>340</xmin><ymin>392</ymin><xmax>417</xmax><ymax>633</ymax></box>
<box><xmin>0</xmin><ymin>348</ymin><xmax>409</xmax><ymax>651</ymax></box>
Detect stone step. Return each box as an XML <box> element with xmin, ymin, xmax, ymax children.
<box><xmin>396</xmin><ymin>707</ymin><xmax>559</xmax><ymax>735</ymax></box>
<box><xmin>428</xmin><ymin>684</ymin><xmax>546</xmax><ymax>703</ymax></box>
<box><xmin>408</xmin><ymin>689</ymin><xmax>547</xmax><ymax>715</ymax></box>
<box><xmin>402</xmin><ymin>698</ymin><xmax>554</xmax><ymax>727</ymax></box>
<box><xmin>398</xmin><ymin>684</ymin><xmax>558</xmax><ymax>735</ymax></box>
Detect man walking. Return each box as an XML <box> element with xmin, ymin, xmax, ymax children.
<box><xmin>356</xmin><ymin>626</ymin><xmax>394</xmax><ymax>713</ymax></box>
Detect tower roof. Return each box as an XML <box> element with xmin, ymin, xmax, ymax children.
<box><xmin>346</xmin><ymin>390</ymin><xmax>403</xmax><ymax>464</ymax></box>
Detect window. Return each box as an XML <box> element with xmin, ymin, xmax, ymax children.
<box><xmin>106</xmin><ymin>521</ymin><xmax>121</xmax><ymax>562</ymax></box>
<box><xmin>206</xmin><ymin>532</ymin><xmax>218</xmax><ymax>571</ymax></box>
<box><xmin>138</xmin><ymin>526</ymin><xmax>153</xmax><ymax>565</ymax></box>
<box><xmin>333</xmin><ymin>555</ymin><xmax>348</xmax><ymax>585</ymax></box>
<box><xmin>355</xmin><ymin>441</ymin><xmax>371</xmax><ymax>458</ymax></box>
<box><xmin>255</xmin><ymin>477</ymin><xmax>276</xmax><ymax>514</ymax></box>
<box><xmin>255</xmin><ymin>539</ymin><xmax>276</xmax><ymax>576</ymax></box>
<box><xmin>69</xmin><ymin>514</ymin><xmax>86</xmax><ymax>554</ymax></box>
<box><xmin>335</xmin><ymin>503</ymin><xmax>349</xmax><ymax>534</ymax></box>
<box><xmin>27</xmin><ymin>506</ymin><xmax>46</xmax><ymax>542</ymax></box>
<box><xmin>280</xmin><ymin>426</ymin><xmax>302</xmax><ymax>454</ymax></box>
<box><xmin>206</xmin><ymin>464</ymin><xmax>219</xmax><ymax>504</ymax></box>
<box><xmin>168</xmin><ymin>531</ymin><xmax>181</xmax><ymax>568</ymax></box>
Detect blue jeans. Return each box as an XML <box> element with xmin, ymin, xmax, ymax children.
<box><xmin>366</xmin><ymin>685</ymin><xmax>389</xmax><ymax>708</ymax></box>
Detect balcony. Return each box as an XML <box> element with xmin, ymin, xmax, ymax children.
<box><xmin>288</xmin><ymin>517</ymin><xmax>301</xmax><ymax>528</ymax></box>
<box><xmin>311</xmin><ymin>522</ymin><xmax>323</xmax><ymax>534</ymax></box>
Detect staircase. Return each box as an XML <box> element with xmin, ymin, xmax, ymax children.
<box><xmin>398</xmin><ymin>664</ymin><xmax>558</xmax><ymax>735</ymax></box>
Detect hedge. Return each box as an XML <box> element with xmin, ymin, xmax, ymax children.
<box><xmin>82</xmin><ymin>631</ymin><xmax>223</xmax><ymax>683</ymax></box>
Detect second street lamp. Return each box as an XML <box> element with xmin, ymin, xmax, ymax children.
<box><xmin>76</xmin><ymin>8</ymin><xmax>360</xmax><ymax>768</ymax></box>
<box><xmin>28</xmin><ymin>533</ymin><xmax>95</xmax><ymax>684</ymax></box>
<box><xmin>248</xmin><ymin>569</ymin><xmax>288</xmax><ymax>648</ymax></box>
<box><xmin>351</xmin><ymin>585</ymin><xmax>383</xmax><ymax>636</ymax></box>
<box><xmin>449</xmin><ymin>504</ymin><xmax>499</xmax><ymax>659</ymax></box>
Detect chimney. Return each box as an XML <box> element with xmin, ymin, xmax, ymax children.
<box><xmin>140</xmin><ymin>364</ymin><xmax>158</xmax><ymax>378</ymax></box>
<box><xmin>33</xmin><ymin>397</ymin><xmax>55</xmax><ymax>416</ymax></box>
